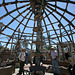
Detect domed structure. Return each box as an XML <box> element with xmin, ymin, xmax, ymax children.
<box><xmin>0</xmin><ymin>0</ymin><xmax>75</xmax><ymax>59</ymax></box>
<box><xmin>0</xmin><ymin>0</ymin><xmax>75</xmax><ymax>75</ymax></box>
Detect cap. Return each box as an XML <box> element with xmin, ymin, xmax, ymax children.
<box><xmin>51</xmin><ymin>47</ymin><xmax>54</xmax><ymax>49</ymax></box>
<box><xmin>22</xmin><ymin>48</ymin><xmax>26</xmax><ymax>50</ymax></box>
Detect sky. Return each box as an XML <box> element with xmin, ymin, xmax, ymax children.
<box><xmin>0</xmin><ymin>0</ymin><xmax>75</xmax><ymax>49</ymax></box>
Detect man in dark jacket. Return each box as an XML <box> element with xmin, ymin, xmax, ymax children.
<box><xmin>25</xmin><ymin>51</ymin><xmax>29</xmax><ymax>65</ymax></box>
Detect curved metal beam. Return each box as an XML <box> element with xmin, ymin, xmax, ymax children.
<box><xmin>0</xmin><ymin>1</ymin><xmax>30</xmax><ymax>7</ymax></box>
<box><xmin>44</xmin><ymin>10</ymin><xmax>61</xmax><ymax>44</ymax></box>
<box><xmin>47</xmin><ymin>3</ymin><xmax>75</xmax><ymax>17</ymax></box>
<box><xmin>47</xmin><ymin>5</ymin><xmax>75</xmax><ymax>29</ymax></box>
<box><xmin>0</xmin><ymin>3</ymin><xmax>30</xmax><ymax>19</ymax></box>
<box><xmin>5</xmin><ymin>10</ymin><xmax>31</xmax><ymax>47</ymax></box>
<box><xmin>1</xmin><ymin>7</ymin><xmax>31</xmax><ymax>32</ymax></box>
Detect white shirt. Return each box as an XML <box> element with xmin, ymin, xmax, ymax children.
<box><xmin>18</xmin><ymin>52</ymin><xmax>26</xmax><ymax>62</ymax></box>
<box><xmin>51</xmin><ymin>50</ymin><xmax>58</xmax><ymax>59</ymax></box>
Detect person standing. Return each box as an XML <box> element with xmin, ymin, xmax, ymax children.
<box><xmin>65</xmin><ymin>53</ymin><xmax>75</xmax><ymax>75</ymax></box>
<box><xmin>18</xmin><ymin>48</ymin><xmax>26</xmax><ymax>75</ymax></box>
<box><xmin>25</xmin><ymin>51</ymin><xmax>29</xmax><ymax>65</ymax></box>
<box><xmin>51</xmin><ymin>47</ymin><xmax>60</xmax><ymax>75</ymax></box>
<box><xmin>40</xmin><ymin>54</ymin><xmax>43</xmax><ymax>66</ymax></box>
<box><xmin>68</xmin><ymin>55</ymin><xmax>75</xmax><ymax>75</ymax></box>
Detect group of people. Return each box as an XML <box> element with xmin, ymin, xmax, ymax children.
<box><xmin>17</xmin><ymin>48</ymin><xmax>43</xmax><ymax>75</ymax></box>
<box><xmin>17</xmin><ymin>47</ymin><xmax>75</xmax><ymax>75</ymax></box>
<box><xmin>50</xmin><ymin>47</ymin><xmax>75</xmax><ymax>75</ymax></box>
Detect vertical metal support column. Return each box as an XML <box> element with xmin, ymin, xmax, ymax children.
<box><xmin>36</xmin><ymin>19</ymin><xmax>42</xmax><ymax>52</ymax></box>
<box><xmin>48</xmin><ymin>32</ymin><xmax>51</xmax><ymax>52</ymax></box>
<box><xmin>35</xmin><ymin>0</ymin><xmax>43</xmax><ymax>66</ymax></box>
<box><xmin>69</xmin><ymin>25</ymin><xmax>75</xmax><ymax>54</ymax></box>
<box><xmin>30</xmin><ymin>0</ymin><xmax>45</xmax><ymax>66</ymax></box>
<box><xmin>59</xmin><ymin>24</ymin><xmax>64</xmax><ymax>61</ymax></box>
<box><xmin>57</xmin><ymin>44</ymin><xmax>59</xmax><ymax>59</ymax></box>
<box><xmin>11</xmin><ymin>37</ymin><xmax>13</xmax><ymax>51</ymax></box>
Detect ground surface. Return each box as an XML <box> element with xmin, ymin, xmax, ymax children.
<box><xmin>12</xmin><ymin>64</ymin><xmax>70</xmax><ymax>75</ymax></box>
<box><xmin>13</xmin><ymin>64</ymin><xmax>53</xmax><ymax>75</ymax></box>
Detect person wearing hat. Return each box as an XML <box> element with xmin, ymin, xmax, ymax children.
<box><xmin>51</xmin><ymin>47</ymin><xmax>60</xmax><ymax>75</ymax></box>
<box><xmin>18</xmin><ymin>48</ymin><xmax>26</xmax><ymax>75</ymax></box>
<box><xmin>65</xmin><ymin>53</ymin><xmax>75</xmax><ymax>75</ymax></box>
